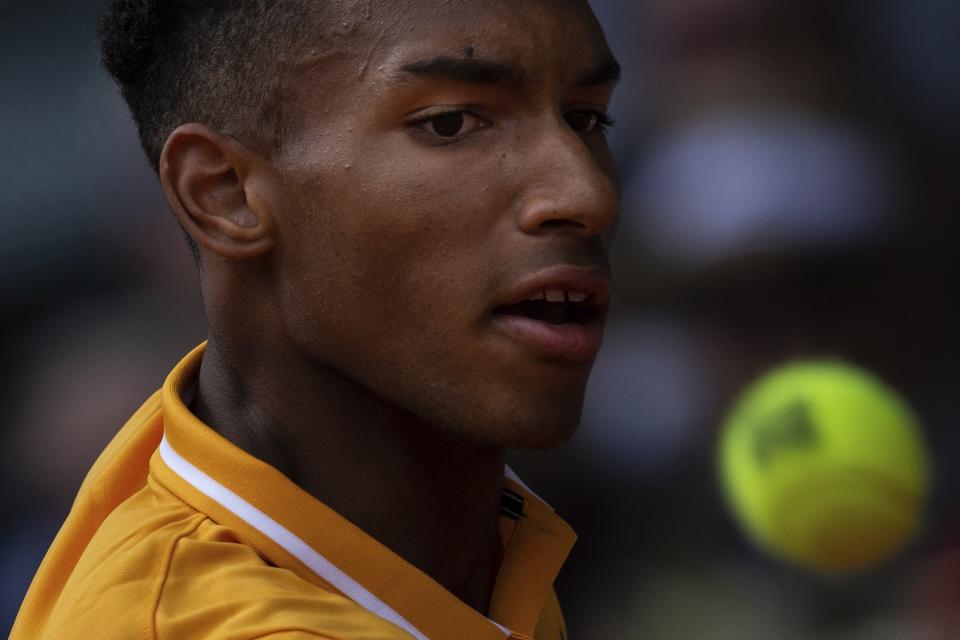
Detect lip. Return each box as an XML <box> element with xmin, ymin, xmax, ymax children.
<box><xmin>494</xmin><ymin>265</ymin><xmax>611</xmax><ymax>310</ymax></box>
<box><xmin>491</xmin><ymin>265</ymin><xmax>610</xmax><ymax>365</ymax></box>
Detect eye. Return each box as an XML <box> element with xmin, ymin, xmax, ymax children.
<box><xmin>417</xmin><ymin>110</ymin><xmax>487</xmax><ymax>139</ymax></box>
<box><xmin>565</xmin><ymin>109</ymin><xmax>615</xmax><ymax>134</ymax></box>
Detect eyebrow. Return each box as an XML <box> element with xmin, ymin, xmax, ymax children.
<box><xmin>576</xmin><ymin>55</ymin><xmax>622</xmax><ymax>87</ymax></box>
<box><xmin>396</xmin><ymin>56</ymin><xmax>525</xmax><ymax>86</ymax></box>
<box><xmin>395</xmin><ymin>53</ymin><xmax>622</xmax><ymax>88</ymax></box>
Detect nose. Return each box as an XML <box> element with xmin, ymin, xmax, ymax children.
<box><xmin>516</xmin><ymin>118</ymin><xmax>620</xmax><ymax>238</ymax></box>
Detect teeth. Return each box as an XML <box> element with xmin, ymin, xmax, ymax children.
<box><xmin>536</xmin><ymin>289</ymin><xmax>590</xmax><ymax>303</ymax></box>
<box><xmin>526</xmin><ymin>289</ymin><xmax>591</xmax><ymax>303</ymax></box>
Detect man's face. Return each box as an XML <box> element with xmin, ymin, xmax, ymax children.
<box><xmin>268</xmin><ymin>0</ymin><xmax>620</xmax><ymax>448</ymax></box>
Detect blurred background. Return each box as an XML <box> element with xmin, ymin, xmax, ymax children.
<box><xmin>1</xmin><ymin>0</ymin><xmax>958</xmax><ymax>637</ymax></box>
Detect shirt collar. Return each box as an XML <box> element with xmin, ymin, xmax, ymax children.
<box><xmin>151</xmin><ymin>343</ymin><xmax>576</xmax><ymax>639</ymax></box>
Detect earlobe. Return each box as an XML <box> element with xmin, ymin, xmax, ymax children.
<box><xmin>160</xmin><ymin>123</ymin><xmax>275</xmax><ymax>260</ymax></box>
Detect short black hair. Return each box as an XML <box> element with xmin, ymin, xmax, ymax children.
<box><xmin>99</xmin><ymin>0</ymin><xmax>323</xmax><ymax>173</ymax></box>
<box><xmin>99</xmin><ymin>0</ymin><xmax>324</xmax><ymax>265</ymax></box>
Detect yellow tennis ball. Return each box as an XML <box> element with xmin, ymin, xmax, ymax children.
<box><xmin>718</xmin><ymin>360</ymin><xmax>931</xmax><ymax>575</ymax></box>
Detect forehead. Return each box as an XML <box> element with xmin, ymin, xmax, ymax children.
<box><xmin>313</xmin><ymin>0</ymin><xmax>613</xmax><ymax>82</ymax></box>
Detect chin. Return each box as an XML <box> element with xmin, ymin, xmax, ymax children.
<box><xmin>429</xmin><ymin>394</ymin><xmax>584</xmax><ymax>450</ymax></box>
<box><xmin>493</xmin><ymin>403</ymin><xmax>585</xmax><ymax>450</ymax></box>
<box><xmin>400</xmin><ymin>367</ymin><xmax>591</xmax><ymax>449</ymax></box>
<box><xmin>494</xmin><ymin>381</ymin><xmax>589</xmax><ymax>448</ymax></box>
<box><xmin>508</xmin><ymin>423</ymin><xmax>580</xmax><ymax>450</ymax></box>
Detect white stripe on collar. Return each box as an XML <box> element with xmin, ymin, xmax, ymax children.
<box><xmin>158</xmin><ymin>436</ymin><xmax>512</xmax><ymax>639</ymax></box>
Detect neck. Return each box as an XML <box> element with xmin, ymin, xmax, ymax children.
<box><xmin>193</xmin><ymin>337</ymin><xmax>506</xmax><ymax>614</ymax></box>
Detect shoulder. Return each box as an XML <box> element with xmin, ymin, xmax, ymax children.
<box><xmin>40</xmin><ymin>479</ymin><xmax>204</xmax><ymax>639</ymax></box>
<box><xmin>45</xmin><ymin>481</ymin><xmax>412</xmax><ymax>640</ymax></box>
<box><xmin>154</xmin><ymin>517</ymin><xmax>413</xmax><ymax>639</ymax></box>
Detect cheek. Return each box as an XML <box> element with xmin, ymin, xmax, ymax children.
<box><xmin>271</xmin><ymin>157</ymin><xmax>589</xmax><ymax>446</ymax></box>
<box><xmin>331</xmin><ymin>151</ymin><xmax>510</xmax><ymax>287</ymax></box>
<box><xmin>274</xmin><ymin>155</ymin><xmax>508</xmax><ymax>362</ymax></box>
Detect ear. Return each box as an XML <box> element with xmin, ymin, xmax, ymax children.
<box><xmin>159</xmin><ymin>123</ymin><xmax>275</xmax><ymax>260</ymax></box>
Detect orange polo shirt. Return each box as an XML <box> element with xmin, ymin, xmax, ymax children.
<box><xmin>12</xmin><ymin>344</ymin><xmax>576</xmax><ymax>640</ymax></box>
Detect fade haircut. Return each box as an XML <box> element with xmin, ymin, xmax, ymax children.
<box><xmin>99</xmin><ymin>0</ymin><xmax>326</xmax><ymax>264</ymax></box>
<box><xmin>99</xmin><ymin>0</ymin><xmax>324</xmax><ymax>174</ymax></box>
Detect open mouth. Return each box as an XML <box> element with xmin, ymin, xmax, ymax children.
<box><xmin>489</xmin><ymin>267</ymin><xmax>610</xmax><ymax>364</ymax></box>
<box><xmin>493</xmin><ymin>289</ymin><xmax>600</xmax><ymax>326</ymax></box>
